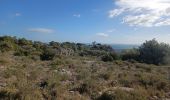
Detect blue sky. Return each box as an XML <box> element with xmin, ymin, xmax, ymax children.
<box><xmin>1</xmin><ymin>0</ymin><xmax>170</xmax><ymax>44</ymax></box>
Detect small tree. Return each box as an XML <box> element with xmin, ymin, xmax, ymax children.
<box><xmin>139</xmin><ymin>39</ymin><xmax>170</xmax><ymax>65</ymax></box>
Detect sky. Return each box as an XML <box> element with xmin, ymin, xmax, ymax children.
<box><xmin>1</xmin><ymin>0</ymin><xmax>170</xmax><ymax>44</ymax></box>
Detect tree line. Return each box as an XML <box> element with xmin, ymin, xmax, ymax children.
<box><xmin>0</xmin><ymin>36</ymin><xmax>170</xmax><ymax>65</ymax></box>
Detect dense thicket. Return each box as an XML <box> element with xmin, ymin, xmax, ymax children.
<box><xmin>139</xmin><ymin>39</ymin><xmax>170</xmax><ymax>65</ymax></box>
<box><xmin>0</xmin><ymin>36</ymin><xmax>117</xmax><ymax>61</ymax></box>
<box><xmin>0</xmin><ymin>36</ymin><xmax>170</xmax><ymax>65</ymax></box>
<box><xmin>121</xmin><ymin>39</ymin><xmax>170</xmax><ymax>65</ymax></box>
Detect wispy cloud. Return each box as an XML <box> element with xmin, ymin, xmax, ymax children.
<box><xmin>109</xmin><ymin>8</ymin><xmax>125</xmax><ymax>18</ymax></box>
<box><xmin>107</xmin><ymin>29</ymin><xmax>116</xmax><ymax>33</ymax></box>
<box><xmin>73</xmin><ymin>14</ymin><xmax>81</xmax><ymax>18</ymax></box>
<box><xmin>28</xmin><ymin>28</ymin><xmax>55</xmax><ymax>33</ymax></box>
<box><xmin>15</xmin><ymin>13</ymin><xmax>21</xmax><ymax>17</ymax></box>
<box><xmin>109</xmin><ymin>0</ymin><xmax>170</xmax><ymax>27</ymax></box>
<box><xmin>96</xmin><ymin>33</ymin><xmax>109</xmax><ymax>38</ymax></box>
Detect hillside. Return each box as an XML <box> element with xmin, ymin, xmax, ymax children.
<box><xmin>0</xmin><ymin>36</ymin><xmax>169</xmax><ymax>100</ymax></box>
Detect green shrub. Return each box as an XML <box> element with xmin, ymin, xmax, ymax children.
<box><xmin>97</xmin><ymin>92</ymin><xmax>114</xmax><ymax>100</ymax></box>
<box><xmin>0</xmin><ymin>89</ymin><xmax>21</xmax><ymax>100</ymax></box>
<box><xmin>101</xmin><ymin>53</ymin><xmax>114</xmax><ymax>62</ymax></box>
<box><xmin>14</xmin><ymin>48</ymin><xmax>30</xmax><ymax>56</ymax></box>
<box><xmin>17</xmin><ymin>38</ymin><xmax>32</xmax><ymax>46</ymax></box>
<box><xmin>139</xmin><ymin>39</ymin><xmax>170</xmax><ymax>65</ymax></box>
<box><xmin>79</xmin><ymin>50</ymin><xmax>106</xmax><ymax>57</ymax></box>
<box><xmin>0</xmin><ymin>36</ymin><xmax>17</xmax><ymax>51</ymax></box>
<box><xmin>91</xmin><ymin>42</ymin><xmax>113</xmax><ymax>52</ymax></box>
<box><xmin>51</xmin><ymin>58</ymin><xmax>64</xmax><ymax>65</ymax></box>
<box><xmin>101</xmin><ymin>51</ymin><xmax>119</xmax><ymax>62</ymax></box>
<box><xmin>121</xmin><ymin>49</ymin><xmax>139</xmax><ymax>61</ymax></box>
<box><xmin>0</xmin><ymin>41</ymin><xmax>14</xmax><ymax>52</ymax></box>
<box><xmin>40</xmin><ymin>48</ymin><xmax>56</xmax><ymax>60</ymax></box>
<box><xmin>97</xmin><ymin>89</ymin><xmax>148</xmax><ymax>100</ymax></box>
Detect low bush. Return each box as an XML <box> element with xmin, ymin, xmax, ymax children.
<box><xmin>79</xmin><ymin>50</ymin><xmax>106</xmax><ymax>57</ymax></box>
<box><xmin>97</xmin><ymin>89</ymin><xmax>148</xmax><ymax>100</ymax></box>
<box><xmin>121</xmin><ymin>48</ymin><xmax>139</xmax><ymax>61</ymax></box>
<box><xmin>101</xmin><ymin>54</ymin><xmax>114</xmax><ymax>62</ymax></box>
<box><xmin>0</xmin><ymin>41</ymin><xmax>14</xmax><ymax>52</ymax></box>
<box><xmin>101</xmin><ymin>52</ymin><xmax>118</xmax><ymax>62</ymax></box>
<box><xmin>40</xmin><ymin>48</ymin><xmax>56</xmax><ymax>60</ymax></box>
<box><xmin>0</xmin><ymin>89</ymin><xmax>21</xmax><ymax>100</ymax></box>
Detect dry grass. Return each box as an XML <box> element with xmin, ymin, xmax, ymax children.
<box><xmin>0</xmin><ymin>55</ymin><xmax>169</xmax><ymax>100</ymax></box>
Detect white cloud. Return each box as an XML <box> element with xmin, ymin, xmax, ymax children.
<box><xmin>15</xmin><ymin>13</ymin><xmax>21</xmax><ymax>16</ymax></box>
<box><xmin>123</xmin><ymin>14</ymin><xmax>160</xmax><ymax>27</ymax></box>
<box><xmin>109</xmin><ymin>0</ymin><xmax>170</xmax><ymax>27</ymax></box>
<box><xmin>107</xmin><ymin>29</ymin><xmax>116</xmax><ymax>33</ymax></box>
<box><xmin>96</xmin><ymin>33</ymin><xmax>109</xmax><ymax>37</ymax></box>
<box><xmin>155</xmin><ymin>18</ymin><xmax>170</xmax><ymax>26</ymax></box>
<box><xmin>28</xmin><ymin>28</ymin><xmax>54</xmax><ymax>33</ymax></box>
<box><xmin>73</xmin><ymin>14</ymin><xmax>81</xmax><ymax>18</ymax></box>
<box><xmin>109</xmin><ymin>8</ymin><xmax>125</xmax><ymax>18</ymax></box>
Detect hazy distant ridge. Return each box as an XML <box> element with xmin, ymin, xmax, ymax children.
<box><xmin>110</xmin><ymin>44</ymin><xmax>139</xmax><ymax>52</ymax></box>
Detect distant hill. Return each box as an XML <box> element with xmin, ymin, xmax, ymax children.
<box><xmin>110</xmin><ymin>44</ymin><xmax>139</xmax><ymax>52</ymax></box>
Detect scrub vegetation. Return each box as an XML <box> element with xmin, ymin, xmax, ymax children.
<box><xmin>0</xmin><ymin>36</ymin><xmax>169</xmax><ymax>100</ymax></box>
